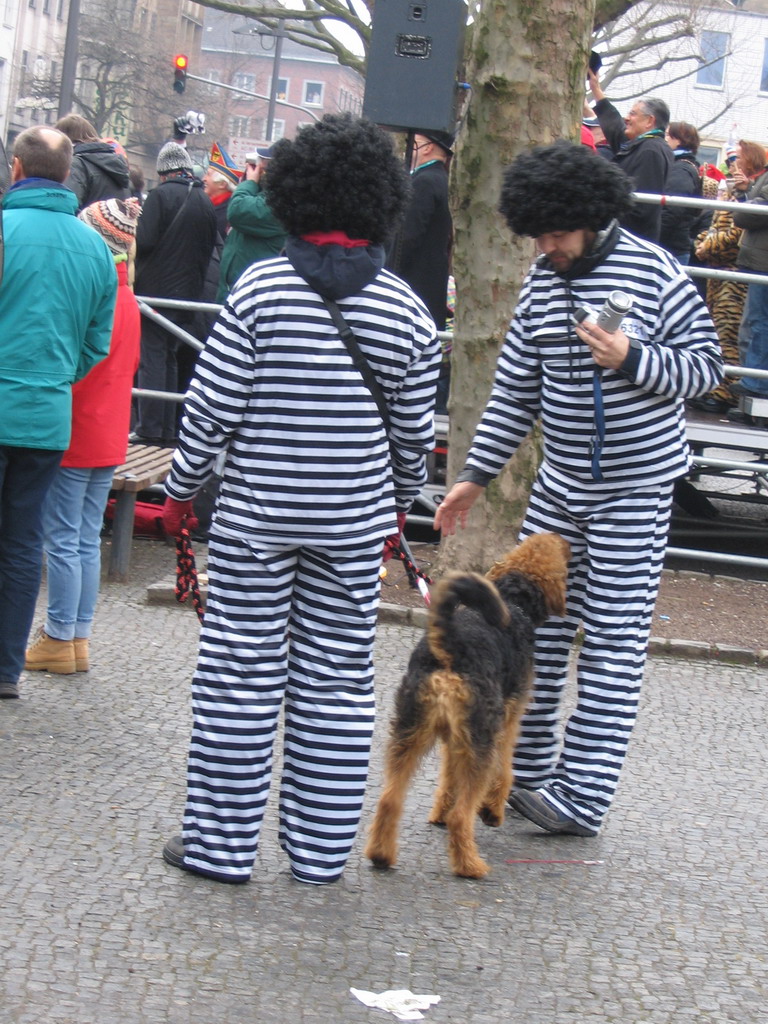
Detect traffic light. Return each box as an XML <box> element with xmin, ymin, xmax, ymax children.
<box><xmin>173</xmin><ymin>54</ymin><xmax>188</xmax><ymax>94</ymax></box>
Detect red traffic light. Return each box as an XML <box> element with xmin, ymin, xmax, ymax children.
<box><xmin>173</xmin><ymin>54</ymin><xmax>188</xmax><ymax>94</ymax></box>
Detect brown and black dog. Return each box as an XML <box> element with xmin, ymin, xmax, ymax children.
<box><xmin>365</xmin><ymin>532</ymin><xmax>570</xmax><ymax>878</ymax></box>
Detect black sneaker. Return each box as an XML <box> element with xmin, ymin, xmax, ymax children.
<box><xmin>162</xmin><ymin>835</ymin><xmax>249</xmax><ymax>884</ymax></box>
<box><xmin>508</xmin><ymin>788</ymin><xmax>597</xmax><ymax>837</ymax></box>
<box><xmin>0</xmin><ymin>680</ymin><xmax>19</xmax><ymax>698</ymax></box>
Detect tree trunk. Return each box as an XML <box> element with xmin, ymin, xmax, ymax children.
<box><xmin>441</xmin><ymin>0</ymin><xmax>598</xmax><ymax>571</ymax></box>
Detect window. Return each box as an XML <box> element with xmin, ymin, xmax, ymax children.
<box><xmin>233</xmin><ymin>72</ymin><xmax>255</xmax><ymax>92</ymax></box>
<box><xmin>270</xmin><ymin>119</ymin><xmax>285</xmax><ymax>141</ymax></box>
<box><xmin>698</xmin><ymin>145</ymin><xmax>720</xmax><ymax>167</ymax></box>
<box><xmin>273</xmin><ymin>76</ymin><xmax>288</xmax><ymax>100</ymax></box>
<box><xmin>697</xmin><ymin>30</ymin><xmax>729</xmax><ymax>88</ymax></box>
<box><xmin>43</xmin><ymin>0</ymin><xmax>49</xmax><ymax>12</ymax></box>
<box><xmin>229</xmin><ymin>116</ymin><xmax>250</xmax><ymax>138</ymax></box>
<box><xmin>761</xmin><ymin>39</ymin><xmax>768</xmax><ymax>93</ymax></box>
<box><xmin>303</xmin><ymin>81</ymin><xmax>323</xmax><ymax>106</ymax></box>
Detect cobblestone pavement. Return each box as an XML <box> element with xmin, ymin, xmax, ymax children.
<box><xmin>2</xmin><ymin>538</ymin><xmax>767</xmax><ymax>1024</ymax></box>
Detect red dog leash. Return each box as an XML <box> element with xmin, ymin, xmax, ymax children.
<box><xmin>174</xmin><ymin>519</ymin><xmax>205</xmax><ymax>622</ymax></box>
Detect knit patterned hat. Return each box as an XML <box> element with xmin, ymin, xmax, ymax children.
<box><xmin>156</xmin><ymin>141</ymin><xmax>193</xmax><ymax>175</ymax></box>
<box><xmin>208</xmin><ymin>141</ymin><xmax>241</xmax><ymax>185</ymax></box>
<box><xmin>79</xmin><ymin>197</ymin><xmax>141</xmax><ymax>255</ymax></box>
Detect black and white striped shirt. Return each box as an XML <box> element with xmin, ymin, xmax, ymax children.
<box><xmin>166</xmin><ymin>256</ymin><xmax>440</xmax><ymax>546</ymax></box>
<box><xmin>462</xmin><ymin>230</ymin><xmax>723</xmax><ymax>492</ymax></box>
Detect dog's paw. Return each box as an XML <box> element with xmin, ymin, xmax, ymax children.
<box><xmin>479</xmin><ymin>805</ymin><xmax>504</xmax><ymax>828</ymax></box>
<box><xmin>364</xmin><ymin>841</ymin><xmax>395</xmax><ymax>870</ymax></box>
<box><xmin>368</xmin><ymin>855</ymin><xmax>394</xmax><ymax>871</ymax></box>
<box><xmin>427</xmin><ymin>815</ymin><xmax>447</xmax><ymax>828</ymax></box>
<box><xmin>453</xmin><ymin>857</ymin><xmax>490</xmax><ymax>879</ymax></box>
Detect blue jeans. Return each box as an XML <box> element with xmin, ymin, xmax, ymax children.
<box><xmin>42</xmin><ymin>466</ymin><xmax>116</xmax><ymax>641</ymax></box>
<box><xmin>739</xmin><ymin>278</ymin><xmax>768</xmax><ymax>396</ymax></box>
<box><xmin>0</xmin><ymin>446</ymin><xmax>63</xmax><ymax>683</ymax></box>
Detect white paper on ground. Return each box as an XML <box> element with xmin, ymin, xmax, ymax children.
<box><xmin>350</xmin><ymin>987</ymin><xmax>441</xmax><ymax>1021</ymax></box>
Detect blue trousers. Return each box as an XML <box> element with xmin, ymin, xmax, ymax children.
<box><xmin>42</xmin><ymin>465</ymin><xmax>116</xmax><ymax>640</ymax></box>
<box><xmin>738</xmin><ymin>279</ymin><xmax>768</xmax><ymax>396</ymax></box>
<box><xmin>180</xmin><ymin>534</ymin><xmax>383</xmax><ymax>884</ymax></box>
<box><xmin>0</xmin><ymin>446</ymin><xmax>63</xmax><ymax>684</ymax></box>
<box><xmin>513</xmin><ymin>472</ymin><xmax>673</xmax><ymax>833</ymax></box>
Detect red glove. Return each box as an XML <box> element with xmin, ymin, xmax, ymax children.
<box><xmin>162</xmin><ymin>497</ymin><xmax>199</xmax><ymax>539</ymax></box>
<box><xmin>382</xmin><ymin>511</ymin><xmax>408</xmax><ymax>562</ymax></box>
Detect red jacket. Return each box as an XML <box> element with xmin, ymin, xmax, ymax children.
<box><xmin>62</xmin><ymin>260</ymin><xmax>140</xmax><ymax>467</ymax></box>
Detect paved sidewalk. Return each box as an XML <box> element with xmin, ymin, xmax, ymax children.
<box><xmin>1</xmin><ymin>538</ymin><xmax>767</xmax><ymax>1023</ymax></box>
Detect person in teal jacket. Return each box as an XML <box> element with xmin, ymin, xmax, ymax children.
<box><xmin>0</xmin><ymin>126</ymin><xmax>117</xmax><ymax>700</ymax></box>
<box><xmin>216</xmin><ymin>145</ymin><xmax>286</xmax><ymax>302</ymax></box>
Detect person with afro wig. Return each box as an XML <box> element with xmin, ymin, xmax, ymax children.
<box><xmin>160</xmin><ymin>114</ymin><xmax>441</xmax><ymax>886</ymax></box>
<box><xmin>436</xmin><ymin>140</ymin><xmax>722</xmax><ymax>840</ymax></box>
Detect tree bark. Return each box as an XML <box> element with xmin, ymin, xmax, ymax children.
<box><xmin>442</xmin><ymin>0</ymin><xmax>598</xmax><ymax>571</ymax></box>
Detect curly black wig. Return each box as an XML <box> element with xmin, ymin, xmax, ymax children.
<box><xmin>499</xmin><ymin>140</ymin><xmax>635</xmax><ymax>237</ymax></box>
<box><xmin>265</xmin><ymin>114</ymin><xmax>410</xmax><ymax>245</ymax></box>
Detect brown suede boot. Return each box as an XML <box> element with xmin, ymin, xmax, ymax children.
<box><xmin>24</xmin><ymin>631</ymin><xmax>76</xmax><ymax>675</ymax></box>
<box><xmin>73</xmin><ymin>637</ymin><xmax>90</xmax><ymax>673</ymax></box>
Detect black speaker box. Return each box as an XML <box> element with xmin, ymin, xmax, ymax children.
<box><xmin>362</xmin><ymin>0</ymin><xmax>467</xmax><ymax>134</ymax></box>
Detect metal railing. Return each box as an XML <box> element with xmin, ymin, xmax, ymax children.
<box><xmin>134</xmin><ymin>193</ymin><xmax>768</xmax><ymax>574</ymax></box>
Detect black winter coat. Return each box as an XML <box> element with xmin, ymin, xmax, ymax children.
<box><xmin>134</xmin><ymin>175</ymin><xmax>217</xmax><ymax>319</ymax></box>
<box><xmin>65</xmin><ymin>142</ymin><xmax>131</xmax><ymax>210</ymax></box>
<box><xmin>594</xmin><ymin>98</ymin><xmax>674</xmax><ymax>242</ymax></box>
<box><xmin>386</xmin><ymin>160</ymin><xmax>452</xmax><ymax>329</ymax></box>
<box><xmin>660</xmin><ymin>152</ymin><xmax>701</xmax><ymax>258</ymax></box>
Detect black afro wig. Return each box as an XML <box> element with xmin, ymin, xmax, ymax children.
<box><xmin>265</xmin><ymin>113</ymin><xmax>410</xmax><ymax>245</ymax></box>
<box><xmin>499</xmin><ymin>140</ymin><xmax>635</xmax><ymax>237</ymax></box>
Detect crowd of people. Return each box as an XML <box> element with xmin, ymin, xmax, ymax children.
<box><xmin>0</xmin><ymin>88</ymin><xmax>750</xmax><ymax>882</ymax></box>
<box><xmin>584</xmin><ymin>71</ymin><xmax>768</xmax><ymax>421</ymax></box>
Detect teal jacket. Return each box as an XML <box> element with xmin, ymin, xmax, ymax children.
<box><xmin>216</xmin><ymin>179</ymin><xmax>286</xmax><ymax>302</ymax></box>
<box><xmin>0</xmin><ymin>180</ymin><xmax>117</xmax><ymax>450</ymax></box>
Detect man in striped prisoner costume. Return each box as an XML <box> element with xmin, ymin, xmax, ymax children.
<box><xmin>161</xmin><ymin>115</ymin><xmax>441</xmax><ymax>884</ymax></box>
<box><xmin>436</xmin><ymin>141</ymin><xmax>722</xmax><ymax>838</ymax></box>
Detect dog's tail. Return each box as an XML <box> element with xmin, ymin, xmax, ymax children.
<box><xmin>427</xmin><ymin>572</ymin><xmax>510</xmax><ymax>670</ymax></box>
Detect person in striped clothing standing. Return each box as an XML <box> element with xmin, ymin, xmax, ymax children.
<box><xmin>436</xmin><ymin>141</ymin><xmax>722</xmax><ymax>839</ymax></box>
<box><xmin>160</xmin><ymin>115</ymin><xmax>441</xmax><ymax>884</ymax></box>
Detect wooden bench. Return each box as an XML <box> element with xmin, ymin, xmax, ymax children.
<box><xmin>107</xmin><ymin>443</ymin><xmax>176</xmax><ymax>581</ymax></box>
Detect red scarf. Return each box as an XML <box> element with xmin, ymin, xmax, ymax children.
<box><xmin>301</xmin><ymin>230</ymin><xmax>370</xmax><ymax>248</ymax></box>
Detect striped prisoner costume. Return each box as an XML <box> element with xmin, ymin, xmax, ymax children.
<box><xmin>166</xmin><ymin>240</ymin><xmax>440</xmax><ymax>882</ymax></box>
<box><xmin>457</xmin><ymin>224</ymin><xmax>723</xmax><ymax>834</ymax></box>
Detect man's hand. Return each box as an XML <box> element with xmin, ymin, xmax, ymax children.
<box><xmin>587</xmin><ymin>69</ymin><xmax>604</xmax><ymax>102</ymax></box>
<box><xmin>162</xmin><ymin>497</ymin><xmax>199</xmax><ymax>539</ymax></box>
<box><xmin>433</xmin><ymin>481</ymin><xmax>484</xmax><ymax>536</ymax></box>
<box><xmin>574</xmin><ymin>320</ymin><xmax>630</xmax><ymax>371</ymax></box>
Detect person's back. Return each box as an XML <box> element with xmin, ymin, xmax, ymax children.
<box><xmin>159</xmin><ymin>114</ymin><xmax>440</xmax><ymax>887</ymax></box>
<box><xmin>135</xmin><ymin>169</ymin><xmax>216</xmax><ymax>304</ymax></box>
<box><xmin>216</xmin><ymin>147</ymin><xmax>286</xmax><ymax>303</ymax></box>
<box><xmin>0</xmin><ymin>143</ymin><xmax>117</xmax><ymax>450</ymax></box>
<box><xmin>0</xmin><ymin>126</ymin><xmax>117</xmax><ymax>700</ymax></box>
<box><xmin>387</xmin><ymin>130</ymin><xmax>453</xmax><ymax>330</ymax></box>
<box><xmin>56</xmin><ymin>114</ymin><xmax>130</xmax><ymax>209</ymax></box>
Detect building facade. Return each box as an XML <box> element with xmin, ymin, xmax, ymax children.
<box><xmin>199</xmin><ymin>9</ymin><xmax>364</xmax><ymax>166</ymax></box>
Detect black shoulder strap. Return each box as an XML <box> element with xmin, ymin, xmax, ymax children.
<box><xmin>321</xmin><ymin>296</ymin><xmax>391</xmax><ymax>430</ymax></box>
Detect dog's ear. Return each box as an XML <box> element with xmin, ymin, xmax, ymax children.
<box><xmin>537</xmin><ymin>573</ymin><xmax>568</xmax><ymax>618</ymax></box>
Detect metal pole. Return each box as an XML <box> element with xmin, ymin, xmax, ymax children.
<box><xmin>265</xmin><ymin>20</ymin><xmax>285</xmax><ymax>142</ymax></box>
<box><xmin>58</xmin><ymin>0</ymin><xmax>80</xmax><ymax>119</ymax></box>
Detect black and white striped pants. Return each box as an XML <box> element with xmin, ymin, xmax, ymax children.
<box><xmin>180</xmin><ymin>534</ymin><xmax>382</xmax><ymax>884</ymax></box>
<box><xmin>513</xmin><ymin>471</ymin><xmax>674</xmax><ymax>833</ymax></box>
